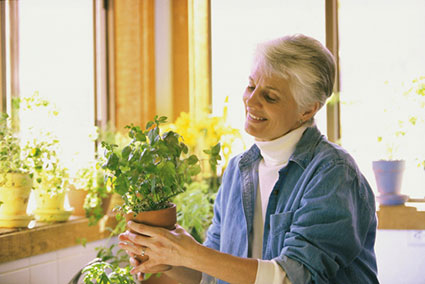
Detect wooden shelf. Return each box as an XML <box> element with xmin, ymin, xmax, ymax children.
<box><xmin>0</xmin><ymin>215</ymin><xmax>117</xmax><ymax>264</ymax></box>
<box><xmin>377</xmin><ymin>203</ymin><xmax>425</xmax><ymax>230</ymax></box>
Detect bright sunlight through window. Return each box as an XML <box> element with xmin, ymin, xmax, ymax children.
<box><xmin>18</xmin><ymin>0</ymin><xmax>95</xmax><ymax>176</ymax></box>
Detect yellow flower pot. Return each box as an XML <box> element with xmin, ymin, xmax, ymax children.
<box><xmin>33</xmin><ymin>189</ymin><xmax>72</xmax><ymax>222</ymax></box>
<box><xmin>0</xmin><ymin>173</ymin><xmax>33</xmax><ymax>228</ymax></box>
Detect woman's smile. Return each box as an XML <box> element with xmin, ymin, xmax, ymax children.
<box><xmin>247</xmin><ymin>112</ymin><xmax>267</xmax><ymax>122</ymax></box>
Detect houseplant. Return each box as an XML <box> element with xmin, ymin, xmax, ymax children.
<box><xmin>69</xmin><ymin>165</ymin><xmax>96</xmax><ymax>216</ymax></box>
<box><xmin>77</xmin><ymin>112</ymin><xmax>240</xmax><ymax>283</ymax></box>
<box><xmin>0</xmin><ymin>113</ymin><xmax>33</xmax><ymax>228</ymax></box>
<box><xmin>27</xmin><ymin>136</ymin><xmax>72</xmax><ymax>222</ymax></box>
<box><xmin>373</xmin><ymin>76</ymin><xmax>425</xmax><ymax>204</ymax></box>
<box><xmin>83</xmin><ymin>166</ymin><xmax>114</xmax><ymax>225</ymax></box>
<box><xmin>102</xmin><ymin>115</ymin><xmax>201</xmax><ymax>271</ymax></box>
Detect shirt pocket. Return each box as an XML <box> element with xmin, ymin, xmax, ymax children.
<box><xmin>270</xmin><ymin>211</ymin><xmax>294</xmax><ymax>236</ymax></box>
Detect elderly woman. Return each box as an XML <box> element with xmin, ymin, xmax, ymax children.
<box><xmin>119</xmin><ymin>34</ymin><xmax>379</xmax><ymax>284</ymax></box>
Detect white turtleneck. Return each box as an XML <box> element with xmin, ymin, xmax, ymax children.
<box><xmin>253</xmin><ymin>126</ymin><xmax>307</xmax><ymax>284</ymax></box>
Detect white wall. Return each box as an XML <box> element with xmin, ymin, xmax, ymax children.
<box><xmin>376</xmin><ymin>230</ymin><xmax>425</xmax><ymax>284</ymax></box>
<box><xmin>0</xmin><ymin>238</ymin><xmax>115</xmax><ymax>284</ymax></box>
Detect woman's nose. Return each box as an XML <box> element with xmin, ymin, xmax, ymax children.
<box><xmin>245</xmin><ymin>89</ymin><xmax>261</xmax><ymax>107</ymax></box>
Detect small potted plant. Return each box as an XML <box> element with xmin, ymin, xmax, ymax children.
<box><xmin>373</xmin><ymin>133</ymin><xmax>407</xmax><ymax>205</ymax></box>
<box><xmin>0</xmin><ymin>113</ymin><xmax>33</xmax><ymax>228</ymax></box>
<box><xmin>68</xmin><ymin>165</ymin><xmax>96</xmax><ymax>216</ymax></box>
<box><xmin>101</xmin><ymin>115</ymin><xmax>201</xmax><ymax>269</ymax></box>
<box><xmin>83</xmin><ymin>167</ymin><xmax>114</xmax><ymax>226</ymax></box>
<box><xmin>27</xmin><ymin>136</ymin><xmax>72</xmax><ymax>222</ymax></box>
<box><xmin>373</xmin><ymin>76</ymin><xmax>425</xmax><ymax>205</ymax></box>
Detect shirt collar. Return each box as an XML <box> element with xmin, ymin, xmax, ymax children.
<box><xmin>254</xmin><ymin>126</ymin><xmax>307</xmax><ymax>167</ymax></box>
<box><xmin>239</xmin><ymin>123</ymin><xmax>324</xmax><ymax>170</ymax></box>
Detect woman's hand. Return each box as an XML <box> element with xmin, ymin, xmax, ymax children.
<box><xmin>118</xmin><ymin>222</ymin><xmax>200</xmax><ymax>274</ymax></box>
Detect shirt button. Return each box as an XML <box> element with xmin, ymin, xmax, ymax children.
<box><xmin>273</xmin><ymin>190</ymin><xmax>278</xmax><ymax>195</ymax></box>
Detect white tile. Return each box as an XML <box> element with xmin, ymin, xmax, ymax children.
<box><xmin>79</xmin><ymin>249</ymin><xmax>99</xmax><ymax>267</ymax></box>
<box><xmin>56</xmin><ymin>244</ymin><xmax>84</xmax><ymax>259</ymax></box>
<box><xmin>0</xmin><ymin>258</ymin><xmax>30</xmax><ymax>274</ymax></box>
<box><xmin>57</xmin><ymin>254</ymin><xmax>88</xmax><ymax>284</ymax></box>
<box><xmin>84</xmin><ymin>237</ymin><xmax>114</xmax><ymax>251</ymax></box>
<box><xmin>0</xmin><ymin>268</ymin><xmax>30</xmax><ymax>284</ymax></box>
<box><xmin>29</xmin><ymin>251</ymin><xmax>57</xmax><ymax>266</ymax></box>
<box><xmin>29</xmin><ymin>262</ymin><xmax>57</xmax><ymax>284</ymax></box>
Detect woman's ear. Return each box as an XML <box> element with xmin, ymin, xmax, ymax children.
<box><xmin>300</xmin><ymin>102</ymin><xmax>320</xmax><ymax>122</ymax></box>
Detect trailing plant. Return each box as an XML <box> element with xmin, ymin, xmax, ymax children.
<box><xmin>26</xmin><ymin>135</ymin><xmax>69</xmax><ymax>195</ymax></box>
<box><xmin>0</xmin><ymin>113</ymin><xmax>30</xmax><ymax>184</ymax></box>
<box><xmin>102</xmin><ymin>115</ymin><xmax>201</xmax><ymax>213</ymax></box>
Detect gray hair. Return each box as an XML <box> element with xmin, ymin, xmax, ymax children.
<box><xmin>253</xmin><ymin>34</ymin><xmax>336</xmax><ymax>113</ymax></box>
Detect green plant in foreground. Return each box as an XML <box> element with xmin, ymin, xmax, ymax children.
<box><xmin>102</xmin><ymin>116</ymin><xmax>201</xmax><ymax>213</ymax></box>
<box><xmin>81</xmin><ymin>244</ymin><xmax>136</xmax><ymax>284</ymax></box>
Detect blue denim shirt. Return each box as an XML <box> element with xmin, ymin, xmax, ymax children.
<box><xmin>203</xmin><ymin>125</ymin><xmax>378</xmax><ymax>284</ymax></box>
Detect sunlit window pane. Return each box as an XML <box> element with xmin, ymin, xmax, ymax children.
<box><xmin>211</xmin><ymin>0</ymin><xmax>326</xmax><ymax>146</ymax></box>
<box><xmin>18</xmin><ymin>0</ymin><xmax>95</xmax><ymax>173</ymax></box>
<box><xmin>339</xmin><ymin>0</ymin><xmax>425</xmax><ymax>197</ymax></box>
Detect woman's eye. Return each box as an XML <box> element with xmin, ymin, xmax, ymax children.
<box><xmin>247</xmin><ymin>85</ymin><xmax>255</xmax><ymax>91</ymax></box>
<box><xmin>264</xmin><ymin>94</ymin><xmax>277</xmax><ymax>103</ymax></box>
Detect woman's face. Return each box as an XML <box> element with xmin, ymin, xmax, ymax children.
<box><xmin>243</xmin><ymin>65</ymin><xmax>301</xmax><ymax>141</ymax></box>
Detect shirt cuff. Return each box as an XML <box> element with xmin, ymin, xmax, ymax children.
<box><xmin>255</xmin><ymin>259</ymin><xmax>292</xmax><ymax>284</ymax></box>
<box><xmin>200</xmin><ymin>272</ymin><xmax>216</xmax><ymax>284</ymax></box>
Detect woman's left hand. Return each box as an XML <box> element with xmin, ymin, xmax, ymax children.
<box><xmin>118</xmin><ymin>222</ymin><xmax>200</xmax><ymax>273</ymax></box>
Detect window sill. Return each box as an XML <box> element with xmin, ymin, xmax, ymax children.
<box><xmin>377</xmin><ymin>201</ymin><xmax>425</xmax><ymax>230</ymax></box>
<box><xmin>0</xmin><ymin>215</ymin><xmax>117</xmax><ymax>264</ymax></box>
<box><xmin>1</xmin><ymin>200</ymin><xmax>424</xmax><ymax>264</ymax></box>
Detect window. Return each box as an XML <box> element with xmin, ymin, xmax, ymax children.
<box><xmin>18</xmin><ymin>0</ymin><xmax>96</xmax><ymax>173</ymax></box>
<box><xmin>211</xmin><ymin>0</ymin><xmax>326</xmax><ymax>147</ymax></box>
<box><xmin>339</xmin><ymin>0</ymin><xmax>425</xmax><ymax>198</ymax></box>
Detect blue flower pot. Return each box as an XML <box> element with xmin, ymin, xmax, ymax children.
<box><xmin>372</xmin><ymin>160</ymin><xmax>405</xmax><ymax>196</ymax></box>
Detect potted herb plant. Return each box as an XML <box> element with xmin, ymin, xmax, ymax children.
<box><xmin>0</xmin><ymin>113</ymin><xmax>33</xmax><ymax>228</ymax></box>
<box><xmin>28</xmin><ymin>136</ymin><xmax>72</xmax><ymax>222</ymax></box>
<box><xmin>102</xmin><ymin>115</ymin><xmax>201</xmax><ymax>266</ymax></box>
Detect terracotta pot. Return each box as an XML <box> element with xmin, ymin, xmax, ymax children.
<box><xmin>68</xmin><ymin>185</ymin><xmax>89</xmax><ymax>216</ymax></box>
<box><xmin>102</xmin><ymin>193</ymin><xmax>113</xmax><ymax>214</ymax></box>
<box><xmin>124</xmin><ymin>203</ymin><xmax>177</xmax><ymax>275</ymax></box>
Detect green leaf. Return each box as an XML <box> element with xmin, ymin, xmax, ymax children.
<box><xmin>158</xmin><ymin>116</ymin><xmax>168</xmax><ymax>123</ymax></box>
<box><xmin>121</xmin><ymin>146</ymin><xmax>131</xmax><ymax>160</ymax></box>
<box><xmin>146</xmin><ymin>121</ymin><xmax>154</xmax><ymax>129</ymax></box>
<box><xmin>211</xmin><ymin>143</ymin><xmax>221</xmax><ymax>155</ymax></box>
<box><xmin>187</xmin><ymin>155</ymin><xmax>199</xmax><ymax>165</ymax></box>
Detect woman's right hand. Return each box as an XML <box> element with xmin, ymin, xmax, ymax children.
<box><xmin>119</xmin><ymin>233</ymin><xmax>172</xmax><ymax>281</ymax></box>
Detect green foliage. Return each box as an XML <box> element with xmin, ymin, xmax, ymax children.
<box><xmin>81</xmin><ymin>244</ymin><xmax>136</xmax><ymax>284</ymax></box>
<box><xmin>26</xmin><ymin>135</ymin><xmax>69</xmax><ymax>195</ymax></box>
<box><xmin>83</xmin><ymin>167</ymin><xmax>112</xmax><ymax>226</ymax></box>
<box><xmin>102</xmin><ymin>116</ymin><xmax>201</xmax><ymax>213</ymax></box>
<box><xmin>0</xmin><ymin>113</ymin><xmax>30</xmax><ymax>184</ymax></box>
<box><xmin>173</xmin><ymin>143</ymin><xmax>221</xmax><ymax>243</ymax></box>
<box><xmin>108</xmin><ymin>213</ymin><xmax>127</xmax><ymax>236</ymax></box>
<box><xmin>173</xmin><ymin>180</ymin><xmax>216</xmax><ymax>243</ymax></box>
<box><xmin>377</xmin><ymin>76</ymin><xmax>425</xmax><ymax>162</ymax></box>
